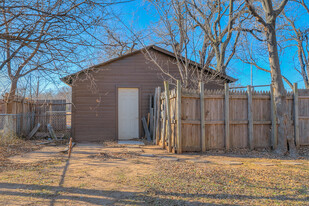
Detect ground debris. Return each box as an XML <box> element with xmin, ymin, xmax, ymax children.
<box><xmin>0</xmin><ymin>140</ymin><xmax>42</xmax><ymax>172</ymax></box>
<box><xmin>88</xmin><ymin>151</ymin><xmax>139</xmax><ymax>160</ymax></box>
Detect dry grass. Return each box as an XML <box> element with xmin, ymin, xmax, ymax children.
<box><xmin>138</xmin><ymin>158</ymin><xmax>309</xmax><ymax>205</ymax></box>
<box><xmin>0</xmin><ymin>138</ymin><xmax>41</xmax><ymax>172</ymax></box>
<box><xmin>0</xmin><ymin>143</ymin><xmax>308</xmax><ymax>205</ymax></box>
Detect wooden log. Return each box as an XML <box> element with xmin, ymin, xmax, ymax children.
<box><xmin>293</xmin><ymin>83</ymin><xmax>300</xmax><ymax>148</ymax></box>
<box><xmin>176</xmin><ymin>81</ymin><xmax>182</xmax><ymax>153</ymax></box>
<box><xmin>155</xmin><ymin>87</ymin><xmax>161</xmax><ymax>145</ymax></box>
<box><xmin>247</xmin><ymin>85</ymin><xmax>254</xmax><ymax>150</ymax></box>
<box><xmin>150</xmin><ymin>108</ymin><xmax>154</xmax><ymax>139</ymax></box>
<box><xmin>47</xmin><ymin>124</ymin><xmax>57</xmax><ymax>140</ymax></box>
<box><xmin>27</xmin><ymin>123</ymin><xmax>41</xmax><ymax>140</ymax></box>
<box><xmin>142</xmin><ymin>117</ymin><xmax>151</xmax><ymax>141</ymax></box>
<box><xmin>224</xmin><ymin>83</ymin><xmax>230</xmax><ymax>150</ymax></box>
<box><xmin>270</xmin><ymin>85</ymin><xmax>278</xmax><ymax>149</ymax></box>
<box><xmin>200</xmin><ymin>82</ymin><xmax>206</xmax><ymax>152</ymax></box>
<box><xmin>161</xmin><ymin>101</ymin><xmax>166</xmax><ymax>149</ymax></box>
<box><xmin>164</xmin><ymin>81</ymin><xmax>172</xmax><ymax>152</ymax></box>
<box><xmin>153</xmin><ymin>88</ymin><xmax>157</xmax><ymax>143</ymax></box>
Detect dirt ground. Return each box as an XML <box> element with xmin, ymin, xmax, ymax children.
<box><xmin>0</xmin><ymin>141</ymin><xmax>308</xmax><ymax>205</ymax></box>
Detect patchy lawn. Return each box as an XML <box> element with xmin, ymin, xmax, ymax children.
<box><xmin>0</xmin><ymin>142</ymin><xmax>308</xmax><ymax>205</ymax></box>
<box><xmin>140</xmin><ymin>158</ymin><xmax>309</xmax><ymax>205</ymax></box>
<box><xmin>0</xmin><ymin>139</ymin><xmax>41</xmax><ymax>172</ymax></box>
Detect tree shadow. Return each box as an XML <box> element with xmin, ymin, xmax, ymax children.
<box><xmin>0</xmin><ymin>181</ymin><xmax>307</xmax><ymax>205</ymax></box>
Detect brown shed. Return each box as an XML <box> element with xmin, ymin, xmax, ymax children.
<box><xmin>62</xmin><ymin>45</ymin><xmax>236</xmax><ymax>142</ymax></box>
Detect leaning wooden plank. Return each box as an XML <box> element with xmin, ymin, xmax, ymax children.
<box><xmin>47</xmin><ymin>124</ymin><xmax>58</xmax><ymax>140</ymax></box>
<box><xmin>150</xmin><ymin>108</ymin><xmax>154</xmax><ymax>139</ymax></box>
<box><xmin>164</xmin><ymin>81</ymin><xmax>172</xmax><ymax>152</ymax></box>
<box><xmin>142</xmin><ymin>117</ymin><xmax>151</xmax><ymax>141</ymax></box>
<box><xmin>156</xmin><ymin>87</ymin><xmax>161</xmax><ymax>145</ymax></box>
<box><xmin>161</xmin><ymin>102</ymin><xmax>166</xmax><ymax>149</ymax></box>
<box><xmin>153</xmin><ymin>88</ymin><xmax>158</xmax><ymax>143</ymax></box>
<box><xmin>26</xmin><ymin>123</ymin><xmax>41</xmax><ymax>140</ymax></box>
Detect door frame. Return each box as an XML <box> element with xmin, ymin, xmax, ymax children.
<box><xmin>115</xmin><ymin>84</ymin><xmax>142</xmax><ymax>140</ymax></box>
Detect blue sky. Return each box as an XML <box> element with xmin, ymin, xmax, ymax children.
<box><xmin>111</xmin><ymin>0</ymin><xmax>307</xmax><ymax>91</ymax></box>
<box><xmin>1</xmin><ymin>0</ymin><xmax>305</xmax><ymax>95</ymax></box>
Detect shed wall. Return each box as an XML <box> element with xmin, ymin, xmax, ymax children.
<box><xmin>72</xmin><ymin>50</ymin><xmax>223</xmax><ymax>142</ymax></box>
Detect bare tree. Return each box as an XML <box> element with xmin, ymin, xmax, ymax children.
<box><xmin>237</xmin><ymin>39</ymin><xmax>293</xmax><ymax>88</ymax></box>
<box><xmin>185</xmin><ymin>0</ymin><xmax>245</xmax><ymax>74</ymax></box>
<box><xmin>245</xmin><ymin>0</ymin><xmax>297</xmax><ymax>155</ymax></box>
<box><xmin>0</xmin><ymin>0</ymin><xmax>129</xmax><ymax>113</ymax></box>
<box><xmin>282</xmin><ymin>8</ymin><xmax>309</xmax><ymax>88</ymax></box>
<box><xmin>147</xmin><ymin>0</ymin><xmax>239</xmax><ymax>88</ymax></box>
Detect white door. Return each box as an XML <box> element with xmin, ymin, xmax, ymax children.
<box><xmin>118</xmin><ymin>88</ymin><xmax>139</xmax><ymax>139</ymax></box>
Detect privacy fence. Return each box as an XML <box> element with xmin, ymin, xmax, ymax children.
<box><xmin>0</xmin><ymin>99</ymin><xmax>71</xmax><ymax>139</ymax></box>
<box><xmin>151</xmin><ymin>81</ymin><xmax>309</xmax><ymax>153</ymax></box>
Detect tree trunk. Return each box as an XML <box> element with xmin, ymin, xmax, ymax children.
<box><xmin>5</xmin><ymin>78</ymin><xmax>18</xmax><ymax>114</ymax></box>
<box><xmin>265</xmin><ymin>23</ymin><xmax>297</xmax><ymax>156</ymax></box>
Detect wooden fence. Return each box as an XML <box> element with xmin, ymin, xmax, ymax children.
<box><xmin>152</xmin><ymin>81</ymin><xmax>309</xmax><ymax>153</ymax></box>
<box><xmin>0</xmin><ymin>99</ymin><xmax>69</xmax><ymax>137</ymax></box>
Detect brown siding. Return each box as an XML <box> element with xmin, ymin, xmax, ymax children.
<box><xmin>72</xmin><ymin>49</ymin><xmax>224</xmax><ymax>142</ymax></box>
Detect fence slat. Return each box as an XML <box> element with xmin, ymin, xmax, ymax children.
<box><xmin>164</xmin><ymin>81</ymin><xmax>172</xmax><ymax>153</ymax></box>
<box><xmin>247</xmin><ymin>85</ymin><xmax>254</xmax><ymax>149</ymax></box>
<box><xmin>200</xmin><ymin>82</ymin><xmax>206</xmax><ymax>152</ymax></box>
<box><xmin>293</xmin><ymin>83</ymin><xmax>300</xmax><ymax>148</ymax></box>
<box><xmin>176</xmin><ymin>81</ymin><xmax>182</xmax><ymax>154</ymax></box>
<box><xmin>225</xmin><ymin>83</ymin><xmax>230</xmax><ymax>150</ymax></box>
<box><xmin>270</xmin><ymin>85</ymin><xmax>278</xmax><ymax>149</ymax></box>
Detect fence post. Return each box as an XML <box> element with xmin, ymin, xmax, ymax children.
<box><xmin>156</xmin><ymin>87</ymin><xmax>161</xmax><ymax>145</ymax></box>
<box><xmin>247</xmin><ymin>85</ymin><xmax>254</xmax><ymax>150</ymax></box>
<box><xmin>293</xmin><ymin>83</ymin><xmax>300</xmax><ymax>148</ymax></box>
<box><xmin>164</xmin><ymin>81</ymin><xmax>172</xmax><ymax>152</ymax></box>
<box><xmin>176</xmin><ymin>80</ymin><xmax>182</xmax><ymax>154</ymax></box>
<box><xmin>224</xmin><ymin>83</ymin><xmax>230</xmax><ymax>150</ymax></box>
<box><xmin>199</xmin><ymin>82</ymin><xmax>206</xmax><ymax>152</ymax></box>
<box><xmin>270</xmin><ymin>85</ymin><xmax>278</xmax><ymax>149</ymax></box>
